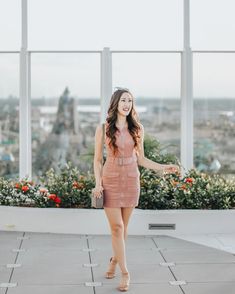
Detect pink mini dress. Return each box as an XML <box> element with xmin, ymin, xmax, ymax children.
<box><xmin>102</xmin><ymin>123</ymin><xmax>140</xmax><ymax>208</ymax></box>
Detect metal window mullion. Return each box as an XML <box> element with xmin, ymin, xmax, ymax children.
<box><xmin>28</xmin><ymin>52</ymin><xmax>32</xmax><ymax>177</ymax></box>
<box><xmin>19</xmin><ymin>51</ymin><xmax>31</xmax><ymax>179</ymax></box>
<box><xmin>101</xmin><ymin>47</ymin><xmax>112</xmax><ymax>123</ymax></box>
<box><xmin>181</xmin><ymin>50</ymin><xmax>193</xmax><ymax>173</ymax></box>
<box><xmin>19</xmin><ymin>0</ymin><xmax>31</xmax><ymax>179</ymax></box>
<box><xmin>180</xmin><ymin>0</ymin><xmax>193</xmax><ymax>174</ymax></box>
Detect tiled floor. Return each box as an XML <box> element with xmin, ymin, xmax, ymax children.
<box><xmin>1</xmin><ymin>231</ymin><xmax>235</xmax><ymax>293</ymax></box>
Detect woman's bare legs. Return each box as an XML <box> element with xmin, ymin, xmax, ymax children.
<box><xmin>104</xmin><ymin>207</ymin><xmax>127</xmax><ymax>273</ymax></box>
<box><xmin>121</xmin><ymin>207</ymin><xmax>135</xmax><ymax>240</ymax></box>
<box><xmin>104</xmin><ymin>207</ymin><xmax>135</xmax><ymax>273</ymax></box>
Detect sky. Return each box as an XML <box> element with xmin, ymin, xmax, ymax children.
<box><xmin>0</xmin><ymin>0</ymin><xmax>235</xmax><ymax>98</ymax></box>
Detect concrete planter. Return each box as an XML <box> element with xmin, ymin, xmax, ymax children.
<box><xmin>1</xmin><ymin>205</ymin><xmax>235</xmax><ymax>236</ymax></box>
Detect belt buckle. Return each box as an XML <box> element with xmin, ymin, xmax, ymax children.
<box><xmin>118</xmin><ymin>157</ymin><xmax>123</xmax><ymax>165</ymax></box>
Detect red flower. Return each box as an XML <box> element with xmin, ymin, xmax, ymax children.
<box><xmin>73</xmin><ymin>181</ymin><xmax>84</xmax><ymax>189</ymax></box>
<box><xmin>48</xmin><ymin>194</ymin><xmax>61</xmax><ymax>204</ymax></box>
<box><xmin>15</xmin><ymin>183</ymin><xmax>21</xmax><ymax>189</ymax></box>
<box><xmin>48</xmin><ymin>194</ymin><xmax>57</xmax><ymax>201</ymax></box>
<box><xmin>73</xmin><ymin>181</ymin><xmax>78</xmax><ymax>188</ymax></box>
<box><xmin>181</xmin><ymin>184</ymin><xmax>187</xmax><ymax>190</ymax></box>
<box><xmin>54</xmin><ymin>197</ymin><xmax>61</xmax><ymax>204</ymax></box>
<box><xmin>22</xmin><ymin>186</ymin><xmax>29</xmax><ymax>192</ymax></box>
<box><xmin>185</xmin><ymin>177</ymin><xmax>193</xmax><ymax>183</ymax></box>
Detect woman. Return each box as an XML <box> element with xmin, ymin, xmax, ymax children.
<box><xmin>92</xmin><ymin>88</ymin><xmax>179</xmax><ymax>291</ymax></box>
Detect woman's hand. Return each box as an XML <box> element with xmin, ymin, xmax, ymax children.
<box><xmin>164</xmin><ymin>164</ymin><xmax>180</xmax><ymax>175</ymax></box>
<box><xmin>92</xmin><ymin>185</ymin><xmax>104</xmax><ymax>198</ymax></box>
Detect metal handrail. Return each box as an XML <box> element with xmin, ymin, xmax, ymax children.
<box><xmin>1</xmin><ymin>50</ymin><xmax>235</xmax><ymax>54</ymax></box>
<box><xmin>193</xmin><ymin>50</ymin><xmax>235</xmax><ymax>53</ymax></box>
<box><xmin>111</xmin><ymin>50</ymin><xmax>182</xmax><ymax>53</ymax></box>
<box><xmin>29</xmin><ymin>50</ymin><xmax>102</xmax><ymax>53</ymax></box>
<box><xmin>0</xmin><ymin>51</ymin><xmax>20</xmax><ymax>53</ymax></box>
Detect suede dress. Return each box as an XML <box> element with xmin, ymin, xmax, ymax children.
<box><xmin>102</xmin><ymin>124</ymin><xmax>140</xmax><ymax>208</ymax></box>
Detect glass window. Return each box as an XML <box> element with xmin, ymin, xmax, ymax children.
<box><xmin>0</xmin><ymin>1</ymin><xmax>21</xmax><ymax>50</ymax></box>
<box><xmin>113</xmin><ymin>53</ymin><xmax>181</xmax><ymax>158</ymax></box>
<box><xmin>193</xmin><ymin>53</ymin><xmax>235</xmax><ymax>176</ymax></box>
<box><xmin>191</xmin><ymin>0</ymin><xmax>235</xmax><ymax>49</ymax></box>
<box><xmin>31</xmin><ymin>53</ymin><xmax>100</xmax><ymax>178</ymax></box>
<box><xmin>0</xmin><ymin>53</ymin><xmax>19</xmax><ymax>178</ymax></box>
<box><xmin>28</xmin><ymin>0</ymin><xmax>183</xmax><ymax>50</ymax></box>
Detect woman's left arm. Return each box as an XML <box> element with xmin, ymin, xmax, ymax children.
<box><xmin>136</xmin><ymin>124</ymin><xmax>179</xmax><ymax>174</ymax></box>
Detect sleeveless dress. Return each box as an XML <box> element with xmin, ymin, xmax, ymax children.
<box><xmin>102</xmin><ymin>123</ymin><xmax>140</xmax><ymax>208</ymax></box>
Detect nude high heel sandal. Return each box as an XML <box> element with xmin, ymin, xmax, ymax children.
<box><xmin>105</xmin><ymin>257</ymin><xmax>118</xmax><ymax>279</ymax></box>
<box><xmin>118</xmin><ymin>272</ymin><xmax>130</xmax><ymax>292</ymax></box>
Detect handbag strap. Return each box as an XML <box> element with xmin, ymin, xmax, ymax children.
<box><xmin>101</xmin><ymin>123</ymin><xmax>105</xmax><ymax>177</ymax></box>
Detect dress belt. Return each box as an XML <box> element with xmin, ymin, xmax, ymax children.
<box><xmin>106</xmin><ymin>156</ymin><xmax>137</xmax><ymax>165</ymax></box>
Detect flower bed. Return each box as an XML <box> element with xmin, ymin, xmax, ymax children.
<box><xmin>1</xmin><ymin>163</ymin><xmax>235</xmax><ymax>210</ymax></box>
<box><xmin>139</xmin><ymin>169</ymin><xmax>235</xmax><ymax>209</ymax></box>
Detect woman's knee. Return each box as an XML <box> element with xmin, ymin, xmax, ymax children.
<box><xmin>111</xmin><ymin>222</ymin><xmax>124</xmax><ymax>237</ymax></box>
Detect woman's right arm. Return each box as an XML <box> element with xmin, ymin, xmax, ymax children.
<box><xmin>92</xmin><ymin>124</ymin><xmax>104</xmax><ymax>197</ymax></box>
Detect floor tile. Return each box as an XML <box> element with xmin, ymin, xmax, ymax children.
<box><xmin>162</xmin><ymin>247</ymin><xmax>235</xmax><ymax>263</ymax></box>
<box><xmin>214</xmin><ymin>234</ymin><xmax>235</xmax><ymax>247</ymax></box>
<box><xmin>0</xmin><ymin>251</ymin><xmax>18</xmax><ymax>265</ymax></box>
<box><xmin>16</xmin><ymin>248</ymin><xmax>90</xmax><ymax>265</ymax></box>
<box><xmin>6</xmin><ymin>285</ymin><xmax>93</xmax><ymax>294</ymax></box>
<box><xmin>182</xmin><ymin>282</ymin><xmax>235</xmax><ymax>294</ymax></box>
<box><xmin>153</xmin><ymin>235</ymin><xmax>212</xmax><ymax>250</ymax></box>
<box><xmin>95</xmin><ymin>283</ymin><xmax>183</xmax><ymax>294</ymax></box>
<box><xmin>172</xmin><ymin>263</ymin><xmax>235</xmax><ymax>282</ymax></box>
<box><xmin>11</xmin><ymin>264</ymin><xmax>92</xmax><ymax>285</ymax></box>
<box><xmin>0</xmin><ymin>231</ymin><xmax>23</xmax><ymax>240</ymax></box>
<box><xmin>22</xmin><ymin>232</ymin><xmax>87</xmax><ymax>250</ymax></box>
<box><xmin>177</xmin><ymin>234</ymin><xmax>224</xmax><ymax>249</ymax></box>
<box><xmin>0</xmin><ymin>267</ymin><xmax>12</xmax><ymax>283</ymax></box>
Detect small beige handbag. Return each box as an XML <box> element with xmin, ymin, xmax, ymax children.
<box><xmin>91</xmin><ymin>123</ymin><xmax>105</xmax><ymax>208</ymax></box>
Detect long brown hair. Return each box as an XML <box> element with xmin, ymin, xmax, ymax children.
<box><xmin>106</xmin><ymin>89</ymin><xmax>141</xmax><ymax>156</ymax></box>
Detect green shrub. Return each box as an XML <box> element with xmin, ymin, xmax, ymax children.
<box><xmin>0</xmin><ymin>177</ymin><xmax>42</xmax><ymax>207</ymax></box>
<box><xmin>39</xmin><ymin>162</ymin><xmax>94</xmax><ymax>208</ymax></box>
<box><xmin>138</xmin><ymin>169</ymin><xmax>235</xmax><ymax>209</ymax></box>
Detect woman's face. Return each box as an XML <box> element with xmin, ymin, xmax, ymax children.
<box><xmin>117</xmin><ymin>92</ymin><xmax>133</xmax><ymax>117</ymax></box>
